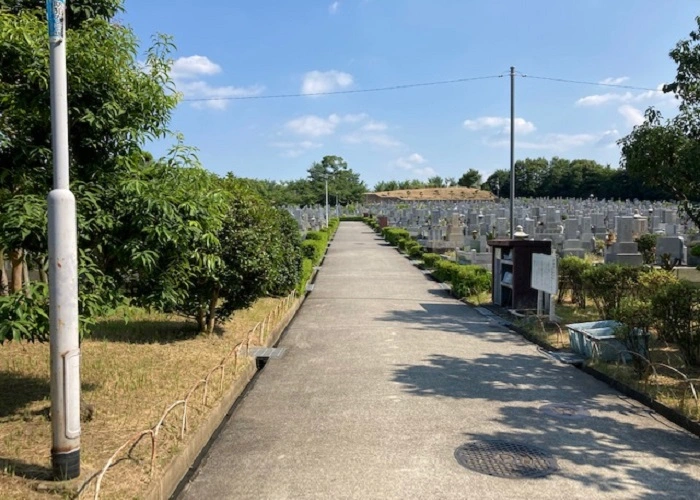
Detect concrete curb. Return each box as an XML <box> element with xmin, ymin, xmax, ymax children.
<box><xmin>143</xmin><ymin>229</ymin><xmax>342</xmax><ymax>499</ymax></box>
<box><xmin>145</xmin><ymin>296</ymin><xmax>306</xmax><ymax>500</ymax></box>
<box><xmin>143</xmin><ymin>361</ymin><xmax>257</xmax><ymax>500</ymax></box>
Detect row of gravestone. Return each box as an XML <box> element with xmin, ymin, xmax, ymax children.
<box><xmin>317</xmin><ymin>198</ymin><xmax>699</xmax><ymax>269</ymax></box>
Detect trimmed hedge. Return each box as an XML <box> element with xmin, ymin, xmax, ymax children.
<box><xmin>303</xmin><ymin>230</ymin><xmax>329</xmax><ymax>266</ymax></box>
<box><xmin>340</xmin><ymin>216</ymin><xmax>365</xmax><ymax>221</ymax></box>
<box><xmin>381</xmin><ymin>227</ymin><xmax>410</xmax><ymax>246</ymax></box>
<box><xmin>422</xmin><ymin>253</ymin><xmax>441</xmax><ymax>268</ymax></box>
<box><xmin>296</xmin><ymin>258</ymin><xmax>314</xmax><ymax>295</ymax></box>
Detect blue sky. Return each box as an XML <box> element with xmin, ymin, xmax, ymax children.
<box><xmin>122</xmin><ymin>1</ymin><xmax>696</xmax><ymax>189</ymax></box>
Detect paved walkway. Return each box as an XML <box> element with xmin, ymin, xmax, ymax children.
<box><xmin>180</xmin><ymin>222</ymin><xmax>700</xmax><ymax>500</ymax></box>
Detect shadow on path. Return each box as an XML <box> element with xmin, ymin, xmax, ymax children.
<box><xmin>393</xmin><ymin>353</ymin><xmax>700</xmax><ymax>498</ymax></box>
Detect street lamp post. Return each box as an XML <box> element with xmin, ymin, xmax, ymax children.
<box><xmin>47</xmin><ymin>0</ymin><xmax>81</xmax><ymax>480</ymax></box>
<box><xmin>325</xmin><ymin>176</ymin><xmax>329</xmax><ymax>228</ymax></box>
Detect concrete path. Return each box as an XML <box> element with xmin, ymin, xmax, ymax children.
<box><xmin>180</xmin><ymin>222</ymin><xmax>700</xmax><ymax>500</ymax></box>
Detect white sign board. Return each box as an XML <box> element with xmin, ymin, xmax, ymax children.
<box><xmin>531</xmin><ymin>253</ymin><xmax>558</xmax><ymax>295</ymax></box>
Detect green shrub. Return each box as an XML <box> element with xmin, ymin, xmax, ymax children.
<box><xmin>557</xmin><ymin>256</ymin><xmax>592</xmax><ymax>308</ymax></box>
<box><xmin>408</xmin><ymin>243</ymin><xmax>424</xmax><ymax>259</ymax></box>
<box><xmin>404</xmin><ymin>240</ymin><xmax>421</xmax><ymax>256</ymax></box>
<box><xmin>635</xmin><ymin>234</ymin><xmax>659</xmax><ymax>265</ymax></box>
<box><xmin>340</xmin><ymin>216</ymin><xmax>364</xmax><ymax>221</ymax></box>
<box><xmin>613</xmin><ymin>298</ymin><xmax>653</xmax><ymax>377</ymax></box>
<box><xmin>305</xmin><ymin>231</ymin><xmax>327</xmax><ymax>241</ymax></box>
<box><xmin>636</xmin><ymin>267</ymin><xmax>679</xmax><ymax>302</ymax></box>
<box><xmin>651</xmin><ymin>281</ymin><xmax>700</xmax><ymax>365</ymax></box>
<box><xmin>433</xmin><ymin>259</ymin><xmax>461</xmax><ymax>282</ymax></box>
<box><xmin>296</xmin><ymin>258</ymin><xmax>314</xmax><ymax>295</ymax></box>
<box><xmin>422</xmin><ymin>253</ymin><xmax>441</xmax><ymax>268</ymax></box>
<box><xmin>583</xmin><ymin>264</ymin><xmax>640</xmax><ymax>318</ymax></box>
<box><xmin>451</xmin><ymin>266</ymin><xmax>492</xmax><ymax>299</ymax></box>
<box><xmin>381</xmin><ymin>227</ymin><xmax>410</xmax><ymax>246</ymax></box>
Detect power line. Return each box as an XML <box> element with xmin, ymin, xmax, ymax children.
<box><xmin>518</xmin><ymin>74</ymin><xmax>660</xmax><ymax>92</ymax></box>
<box><xmin>181</xmin><ymin>71</ymin><xmax>665</xmax><ymax>102</ymax></box>
<box><xmin>182</xmin><ymin>74</ymin><xmax>506</xmax><ymax>102</ymax></box>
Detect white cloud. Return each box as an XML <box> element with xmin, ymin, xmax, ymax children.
<box><xmin>284</xmin><ymin>113</ymin><xmax>370</xmax><ymax>137</ymax></box>
<box><xmin>463</xmin><ymin>116</ymin><xmax>536</xmax><ymax>135</ymax></box>
<box><xmin>301</xmin><ymin>70</ymin><xmax>354</xmax><ymax>95</ymax></box>
<box><xmin>171</xmin><ymin>55</ymin><xmax>222</xmax><ymax>80</ymax></box>
<box><xmin>170</xmin><ymin>55</ymin><xmax>264</xmax><ymax>110</ymax></box>
<box><xmin>361</xmin><ymin>120</ymin><xmax>388</xmax><ymax>132</ymax></box>
<box><xmin>329</xmin><ymin>1</ymin><xmax>340</xmax><ymax>13</ymax></box>
<box><xmin>343</xmin><ymin>131</ymin><xmax>402</xmax><ymax>148</ymax></box>
<box><xmin>395</xmin><ymin>153</ymin><xmax>426</xmax><ymax>169</ymax></box>
<box><xmin>285</xmin><ymin>114</ymin><xmax>340</xmax><ymax>137</ymax></box>
<box><xmin>271</xmin><ymin>140</ymin><xmax>322</xmax><ymax>158</ymax></box>
<box><xmin>179</xmin><ymin>81</ymin><xmax>264</xmax><ymax>110</ymax></box>
<box><xmin>618</xmin><ymin>104</ymin><xmax>645</xmax><ymax>127</ymax></box>
<box><xmin>597</xmin><ymin>129</ymin><xmax>620</xmax><ymax>148</ymax></box>
<box><xmin>576</xmin><ymin>84</ymin><xmax>677</xmax><ymax>107</ymax></box>
<box><xmin>391</xmin><ymin>154</ymin><xmax>436</xmax><ymax>178</ymax></box>
<box><xmin>576</xmin><ymin>92</ymin><xmax>634</xmax><ymax>107</ymax></box>
<box><xmin>599</xmin><ymin>76</ymin><xmax>629</xmax><ymax>85</ymax></box>
<box><xmin>487</xmin><ymin>132</ymin><xmax>616</xmax><ymax>151</ymax></box>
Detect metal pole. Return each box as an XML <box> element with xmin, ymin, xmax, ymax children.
<box><xmin>325</xmin><ymin>177</ymin><xmax>329</xmax><ymax>228</ymax></box>
<box><xmin>47</xmin><ymin>0</ymin><xmax>81</xmax><ymax>480</ymax></box>
<box><xmin>510</xmin><ymin>66</ymin><xmax>515</xmax><ymax>239</ymax></box>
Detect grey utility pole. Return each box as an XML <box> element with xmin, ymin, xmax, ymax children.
<box><xmin>509</xmin><ymin>66</ymin><xmax>516</xmax><ymax>238</ymax></box>
<box><xmin>325</xmin><ymin>176</ymin><xmax>329</xmax><ymax>228</ymax></box>
<box><xmin>47</xmin><ymin>0</ymin><xmax>81</xmax><ymax>480</ymax></box>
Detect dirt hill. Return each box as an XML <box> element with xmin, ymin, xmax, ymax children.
<box><xmin>364</xmin><ymin>187</ymin><xmax>496</xmax><ymax>203</ymax></box>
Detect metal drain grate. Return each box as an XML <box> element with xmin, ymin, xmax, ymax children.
<box><xmin>248</xmin><ymin>347</ymin><xmax>287</xmax><ymax>359</ymax></box>
<box><xmin>540</xmin><ymin>403</ymin><xmax>590</xmax><ymax>419</ymax></box>
<box><xmin>454</xmin><ymin>439</ymin><xmax>558</xmax><ymax>479</ymax></box>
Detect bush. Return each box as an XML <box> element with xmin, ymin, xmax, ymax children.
<box><xmin>408</xmin><ymin>243</ymin><xmax>424</xmax><ymax>259</ymax></box>
<box><xmin>422</xmin><ymin>253</ymin><xmax>441</xmax><ymax>268</ymax></box>
<box><xmin>636</xmin><ymin>267</ymin><xmax>679</xmax><ymax>302</ymax></box>
<box><xmin>432</xmin><ymin>259</ymin><xmax>461</xmax><ymax>282</ymax></box>
<box><xmin>651</xmin><ymin>281</ymin><xmax>700</xmax><ymax>365</ymax></box>
<box><xmin>381</xmin><ymin>227</ymin><xmax>410</xmax><ymax>246</ymax></box>
<box><xmin>404</xmin><ymin>240</ymin><xmax>422</xmax><ymax>257</ymax></box>
<box><xmin>557</xmin><ymin>256</ymin><xmax>592</xmax><ymax>308</ymax></box>
<box><xmin>635</xmin><ymin>234</ymin><xmax>659</xmax><ymax>265</ymax></box>
<box><xmin>305</xmin><ymin>231</ymin><xmax>327</xmax><ymax>241</ymax></box>
<box><xmin>340</xmin><ymin>216</ymin><xmax>364</xmax><ymax>221</ymax></box>
<box><xmin>296</xmin><ymin>258</ymin><xmax>314</xmax><ymax>295</ymax></box>
<box><xmin>451</xmin><ymin>266</ymin><xmax>492</xmax><ymax>299</ymax></box>
<box><xmin>613</xmin><ymin>299</ymin><xmax>653</xmax><ymax>377</ymax></box>
<box><xmin>583</xmin><ymin>264</ymin><xmax>640</xmax><ymax>318</ymax></box>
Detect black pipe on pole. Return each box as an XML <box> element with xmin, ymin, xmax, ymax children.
<box><xmin>510</xmin><ymin>66</ymin><xmax>515</xmax><ymax>238</ymax></box>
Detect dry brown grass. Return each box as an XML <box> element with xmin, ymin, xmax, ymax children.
<box><xmin>365</xmin><ymin>187</ymin><xmax>496</xmax><ymax>202</ymax></box>
<box><xmin>0</xmin><ymin>295</ymin><xmax>296</xmax><ymax>499</ymax></box>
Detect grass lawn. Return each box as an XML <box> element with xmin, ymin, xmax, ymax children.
<box><xmin>0</xmin><ymin>295</ymin><xmax>296</xmax><ymax>499</ymax></box>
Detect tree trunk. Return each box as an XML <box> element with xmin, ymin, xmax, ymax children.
<box><xmin>22</xmin><ymin>255</ymin><xmax>30</xmax><ymax>297</ymax></box>
<box><xmin>206</xmin><ymin>288</ymin><xmax>220</xmax><ymax>334</ymax></box>
<box><xmin>196</xmin><ymin>307</ymin><xmax>206</xmax><ymax>332</ymax></box>
<box><xmin>10</xmin><ymin>249</ymin><xmax>23</xmax><ymax>293</ymax></box>
<box><xmin>0</xmin><ymin>249</ymin><xmax>8</xmax><ymax>296</ymax></box>
<box><xmin>38</xmin><ymin>255</ymin><xmax>48</xmax><ymax>284</ymax></box>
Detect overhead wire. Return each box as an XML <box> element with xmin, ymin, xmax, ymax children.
<box><xmin>180</xmin><ymin>71</ymin><xmax>664</xmax><ymax>102</ymax></box>
<box><xmin>182</xmin><ymin>74</ymin><xmax>506</xmax><ymax>102</ymax></box>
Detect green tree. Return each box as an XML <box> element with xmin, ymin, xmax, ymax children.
<box><xmin>426</xmin><ymin>175</ymin><xmax>445</xmax><ymax>188</ymax></box>
<box><xmin>306</xmin><ymin>155</ymin><xmax>366</xmax><ymax>205</ymax></box>
<box><xmin>619</xmin><ymin>17</ymin><xmax>700</xmax><ymax>224</ymax></box>
<box><xmin>458</xmin><ymin>169</ymin><xmax>482</xmax><ymax>188</ymax></box>
<box><xmin>0</xmin><ymin>0</ymin><xmax>182</xmax><ymax>339</ymax></box>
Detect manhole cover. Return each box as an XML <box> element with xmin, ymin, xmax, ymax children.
<box><xmin>454</xmin><ymin>440</ymin><xmax>558</xmax><ymax>479</ymax></box>
<box><xmin>540</xmin><ymin>403</ymin><xmax>590</xmax><ymax>419</ymax></box>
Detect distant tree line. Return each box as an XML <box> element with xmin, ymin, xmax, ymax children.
<box><xmin>374</xmin><ymin>169</ymin><xmax>483</xmax><ymax>192</ymax></box>
<box><xmin>483</xmin><ymin>157</ymin><xmax>673</xmax><ymax>201</ymax></box>
<box><xmin>238</xmin><ymin>155</ymin><xmax>367</xmax><ymax>207</ymax></box>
